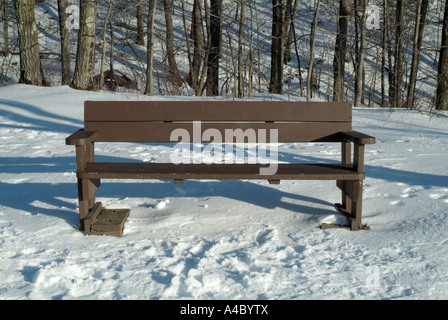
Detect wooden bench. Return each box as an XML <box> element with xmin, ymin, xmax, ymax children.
<box><xmin>66</xmin><ymin>101</ymin><xmax>375</xmax><ymax>236</ymax></box>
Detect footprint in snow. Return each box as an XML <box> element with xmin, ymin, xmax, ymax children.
<box><xmin>156</xmin><ymin>199</ymin><xmax>170</xmax><ymax>209</ymax></box>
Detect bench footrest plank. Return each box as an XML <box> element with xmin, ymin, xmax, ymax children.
<box><xmin>320</xmin><ymin>223</ymin><xmax>351</xmax><ymax>230</ymax></box>
<box><xmin>84</xmin><ymin>204</ymin><xmax>130</xmax><ymax>237</ymax></box>
<box><xmin>78</xmin><ymin>163</ymin><xmax>364</xmax><ymax>181</ymax></box>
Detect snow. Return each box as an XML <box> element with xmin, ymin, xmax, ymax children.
<box><xmin>1</xmin><ymin>84</ymin><xmax>447</xmax><ymax>300</ymax></box>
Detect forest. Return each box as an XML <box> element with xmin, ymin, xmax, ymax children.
<box><xmin>1</xmin><ymin>0</ymin><xmax>448</xmax><ymax>110</ymax></box>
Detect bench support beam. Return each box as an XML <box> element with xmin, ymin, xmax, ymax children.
<box><xmin>332</xmin><ymin>180</ymin><xmax>368</xmax><ymax>230</ymax></box>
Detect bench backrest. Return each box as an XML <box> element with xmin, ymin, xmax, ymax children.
<box><xmin>84</xmin><ymin>101</ymin><xmax>352</xmax><ymax>143</ymax></box>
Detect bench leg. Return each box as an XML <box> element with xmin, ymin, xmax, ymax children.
<box><xmin>349</xmin><ymin>180</ymin><xmax>363</xmax><ymax>230</ymax></box>
<box><xmin>77</xmin><ymin>178</ymin><xmax>101</xmax><ymax>231</ymax></box>
<box><xmin>333</xmin><ymin>180</ymin><xmax>367</xmax><ymax>231</ymax></box>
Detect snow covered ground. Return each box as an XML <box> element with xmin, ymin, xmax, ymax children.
<box><xmin>1</xmin><ymin>84</ymin><xmax>447</xmax><ymax>300</ymax></box>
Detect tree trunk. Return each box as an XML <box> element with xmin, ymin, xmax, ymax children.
<box><xmin>13</xmin><ymin>0</ymin><xmax>46</xmax><ymax>86</ymax></box>
<box><xmin>333</xmin><ymin>0</ymin><xmax>350</xmax><ymax>102</ymax></box>
<box><xmin>136</xmin><ymin>0</ymin><xmax>145</xmax><ymax>45</ymax></box>
<box><xmin>108</xmin><ymin>15</ymin><xmax>115</xmax><ymax>90</ymax></box>
<box><xmin>407</xmin><ymin>0</ymin><xmax>429</xmax><ymax>109</ymax></box>
<box><xmin>269</xmin><ymin>0</ymin><xmax>283</xmax><ymax>94</ymax></box>
<box><xmin>381</xmin><ymin>0</ymin><xmax>389</xmax><ymax>107</ymax></box>
<box><xmin>163</xmin><ymin>0</ymin><xmax>183</xmax><ymax>92</ymax></box>
<box><xmin>2</xmin><ymin>0</ymin><xmax>9</xmax><ymax>55</ymax></box>
<box><xmin>206</xmin><ymin>0</ymin><xmax>222</xmax><ymax>96</ymax></box>
<box><xmin>71</xmin><ymin>0</ymin><xmax>97</xmax><ymax>91</ymax></box>
<box><xmin>98</xmin><ymin>0</ymin><xmax>112</xmax><ymax>90</ymax></box>
<box><xmin>237</xmin><ymin>0</ymin><xmax>245</xmax><ymax>98</ymax></box>
<box><xmin>283</xmin><ymin>0</ymin><xmax>292</xmax><ymax>64</ymax></box>
<box><xmin>307</xmin><ymin>0</ymin><xmax>320</xmax><ymax>101</ymax></box>
<box><xmin>391</xmin><ymin>0</ymin><xmax>404</xmax><ymax>108</ymax></box>
<box><xmin>436</xmin><ymin>0</ymin><xmax>448</xmax><ymax>110</ymax></box>
<box><xmin>386</xmin><ymin>0</ymin><xmax>394</xmax><ymax>107</ymax></box>
<box><xmin>283</xmin><ymin>0</ymin><xmax>299</xmax><ymax>65</ymax></box>
<box><xmin>57</xmin><ymin>0</ymin><xmax>71</xmax><ymax>85</ymax></box>
<box><xmin>145</xmin><ymin>0</ymin><xmax>157</xmax><ymax>95</ymax></box>
<box><xmin>192</xmin><ymin>0</ymin><xmax>204</xmax><ymax>91</ymax></box>
<box><xmin>354</xmin><ymin>0</ymin><xmax>368</xmax><ymax>107</ymax></box>
<box><xmin>183</xmin><ymin>0</ymin><xmax>203</xmax><ymax>92</ymax></box>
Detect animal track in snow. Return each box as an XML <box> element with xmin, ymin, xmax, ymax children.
<box><xmin>400</xmin><ymin>185</ymin><xmax>424</xmax><ymax>199</ymax></box>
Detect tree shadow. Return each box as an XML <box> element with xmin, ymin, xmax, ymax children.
<box><xmin>0</xmin><ymin>99</ymin><xmax>83</xmax><ymax>134</ymax></box>
<box><xmin>2</xmin><ymin>150</ymin><xmax>447</xmax><ymax>231</ymax></box>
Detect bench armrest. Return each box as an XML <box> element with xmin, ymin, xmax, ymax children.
<box><xmin>340</xmin><ymin>131</ymin><xmax>375</xmax><ymax>145</ymax></box>
<box><xmin>66</xmin><ymin>129</ymin><xmax>97</xmax><ymax>145</ymax></box>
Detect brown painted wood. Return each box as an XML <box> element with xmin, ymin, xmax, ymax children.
<box><xmin>84</xmin><ymin>202</ymin><xmax>103</xmax><ymax>233</ymax></box>
<box><xmin>66</xmin><ymin>129</ymin><xmax>97</xmax><ymax>145</ymax></box>
<box><xmin>341</xmin><ymin>131</ymin><xmax>375</xmax><ymax>145</ymax></box>
<box><xmin>84</xmin><ymin>122</ymin><xmax>351</xmax><ymax>143</ymax></box>
<box><xmin>80</xmin><ymin>178</ymin><xmax>100</xmax><ymax>201</ymax></box>
<box><xmin>89</xmin><ymin>208</ymin><xmax>130</xmax><ymax>237</ymax></box>
<box><xmin>77</xmin><ymin>163</ymin><xmax>364</xmax><ymax>180</ymax></box>
<box><xmin>84</xmin><ymin>101</ymin><xmax>352</xmax><ymax>122</ymax></box>
<box><xmin>354</xmin><ymin>144</ymin><xmax>365</xmax><ymax>172</ymax></box>
<box><xmin>336</xmin><ymin>180</ymin><xmax>361</xmax><ymax>201</ymax></box>
<box><xmin>66</xmin><ymin>100</ymin><xmax>376</xmax><ymax>234</ymax></box>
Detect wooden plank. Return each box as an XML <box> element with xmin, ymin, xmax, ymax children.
<box><xmin>80</xmin><ymin>178</ymin><xmax>101</xmax><ymax>201</ymax></box>
<box><xmin>66</xmin><ymin>130</ymin><xmax>97</xmax><ymax>145</ymax></box>
<box><xmin>336</xmin><ymin>180</ymin><xmax>361</xmax><ymax>201</ymax></box>
<box><xmin>354</xmin><ymin>144</ymin><xmax>365</xmax><ymax>172</ymax></box>
<box><xmin>320</xmin><ymin>222</ymin><xmax>351</xmax><ymax>230</ymax></box>
<box><xmin>84</xmin><ymin>122</ymin><xmax>352</xmax><ymax>143</ymax></box>
<box><xmin>83</xmin><ymin>202</ymin><xmax>103</xmax><ymax>233</ymax></box>
<box><xmin>84</xmin><ymin>101</ymin><xmax>352</xmax><ymax>122</ymax></box>
<box><xmin>89</xmin><ymin>208</ymin><xmax>130</xmax><ymax>237</ymax></box>
<box><xmin>341</xmin><ymin>141</ymin><xmax>351</xmax><ymax>165</ymax></box>
<box><xmin>78</xmin><ymin>163</ymin><xmax>365</xmax><ymax>180</ymax></box>
<box><xmin>341</xmin><ymin>131</ymin><xmax>376</xmax><ymax>145</ymax></box>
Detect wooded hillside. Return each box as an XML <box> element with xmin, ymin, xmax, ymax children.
<box><xmin>1</xmin><ymin>0</ymin><xmax>447</xmax><ymax>110</ymax></box>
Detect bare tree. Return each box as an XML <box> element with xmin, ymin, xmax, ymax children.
<box><xmin>57</xmin><ymin>0</ymin><xmax>72</xmax><ymax>85</ymax></box>
<box><xmin>269</xmin><ymin>0</ymin><xmax>283</xmax><ymax>94</ymax></box>
<box><xmin>237</xmin><ymin>0</ymin><xmax>245</xmax><ymax>98</ymax></box>
<box><xmin>307</xmin><ymin>0</ymin><xmax>320</xmax><ymax>101</ymax></box>
<box><xmin>136</xmin><ymin>0</ymin><xmax>144</xmax><ymax>45</ymax></box>
<box><xmin>206</xmin><ymin>0</ymin><xmax>222</xmax><ymax>96</ymax></box>
<box><xmin>98</xmin><ymin>0</ymin><xmax>112</xmax><ymax>90</ymax></box>
<box><xmin>145</xmin><ymin>0</ymin><xmax>157</xmax><ymax>95</ymax></box>
<box><xmin>283</xmin><ymin>0</ymin><xmax>299</xmax><ymax>65</ymax></box>
<box><xmin>182</xmin><ymin>0</ymin><xmax>203</xmax><ymax>93</ymax></box>
<box><xmin>2</xmin><ymin>0</ymin><xmax>8</xmax><ymax>55</ymax></box>
<box><xmin>407</xmin><ymin>0</ymin><xmax>429</xmax><ymax>109</ymax></box>
<box><xmin>333</xmin><ymin>0</ymin><xmax>350</xmax><ymax>101</ymax></box>
<box><xmin>390</xmin><ymin>0</ymin><xmax>404</xmax><ymax>108</ymax></box>
<box><xmin>354</xmin><ymin>0</ymin><xmax>368</xmax><ymax>107</ymax></box>
<box><xmin>163</xmin><ymin>0</ymin><xmax>184</xmax><ymax>92</ymax></box>
<box><xmin>381</xmin><ymin>0</ymin><xmax>389</xmax><ymax>107</ymax></box>
<box><xmin>436</xmin><ymin>0</ymin><xmax>448</xmax><ymax>110</ymax></box>
<box><xmin>72</xmin><ymin>0</ymin><xmax>98</xmax><ymax>91</ymax></box>
<box><xmin>13</xmin><ymin>0</ymin><xmax>47</xmax><ymax>86</ymax></box>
